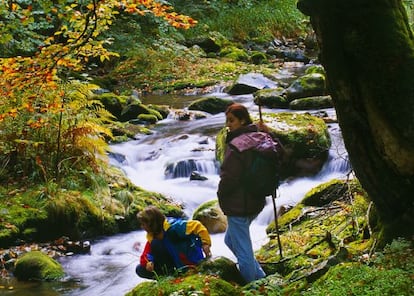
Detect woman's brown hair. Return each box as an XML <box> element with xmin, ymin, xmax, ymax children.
<box><xmin>225</xmin><ymin>103</ymin><xmax>252</xmax><ymax>125</ymax></box>
<box><xmin>137</xmin><ymin>206</ymin><xmax>165</xmax><ymax>235</ymax></box>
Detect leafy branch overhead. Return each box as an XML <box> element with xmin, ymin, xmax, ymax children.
<box><xmin>0</xmin><ymin>0</ymin><xmax>196</xmax><ymax>184</ymax></box>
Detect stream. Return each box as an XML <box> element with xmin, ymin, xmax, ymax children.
<box><xmin>1</xmin><ymin>64</ymin><xmax>351</xmax><ymax>296</ymax></box>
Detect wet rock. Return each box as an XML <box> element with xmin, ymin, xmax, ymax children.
<box><xmin>227</xmin><ymin>73</ymin><xmax>278</xmax><ymax>95</ymax></box>
<box><xmin>193</xmin><ymin>200</ymin><xmax>227</xmax><ymax>234</ymax></box>
<box><xmin>190</xmin><ymin>171</ymin><xmax>208</xmax><ymax>181</ymax></box>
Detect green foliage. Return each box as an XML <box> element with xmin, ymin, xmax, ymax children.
<box><xmin>181</xmin><ymin>0</ymin><xmax>308</xmax><ymax>42</ymax></box>
<box><xmin>0</xmin><ymin>1</ymin><xmax>53</xmax><ymax>56</ymax></box>
<box><xmin>373</xmin><ymin>238</ymin><xmax>414</xmax><ymax>272</ymax></box>
<box><xmin>0</xmin><ymin>80</ymin><xmax>114</xmax><ymax>187</ymax></box>
<box><xmin>303</xmin><ymin>262</ymin><xmax>414</xmax><ymax>296</ymax></box>
<box><xmin>403</xmin><ymin>0</ymin><xmax>414</xmax><ymax>29</ymax></box>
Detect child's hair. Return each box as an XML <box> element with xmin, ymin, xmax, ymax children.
<box><xmin>137</xmin><ymin>205</ymin><xmax>165</xmax><ymax>235</ymax></box>
<box><xmin>225</xmin><ymin>103</ymin><xmax>252</xmax><ymax>125</ymax></box>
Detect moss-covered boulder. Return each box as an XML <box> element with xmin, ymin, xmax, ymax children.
<box><xmin>227</xmin><ymin>73</ymin><xmax>278</xmax><ymax>95</ymax></box>
<box><xmin>305</xmin><ymin>64</ymin><xmax>326</xmax><ymax>76</ymax></box>
<box><xmin>147</xmin><ymin>104</ymin><xmax>170</xmax><ymax>119</ymax></box>
<box><xmin>253</xmin><ymin>87</ymin><xmax>289</xmax><ymax>108</ymax></box>
<box><xmin>219</xmin><ymin>46</ymin><xmax>249</xmax><ymax>62</ymax></box>
<box><xmin>137</xmin><ymin>113</ymin><xmax>158</xmax><ymax>124</ymax></box>
<box><xmin>289</xmin><ymin>95</ymin><xmax>333</xmax><ymax>110</ymax></box>
<box><xmin>215</xmin><ymin>112</ymin><xmax>331</xmax><ymax>179</ymax></box>
<box><xmin>260</xmin><ymin>179</ymin><xmax>372</xmax><ymax>280</ymax></box>
<box><xmin>126</xmin><ymin>273</ymin><xmax>240</xmax><ymax>296</ymax></box>
<box><xmin>188</xmin><ymin>97</ymin><xmax>233</xmax><ymax>115</ymax></box>
<box><xmin>120</xmin><ymin>103</ymin><xmax>162</xmax><ymax>123</ymax></box>
<box><xmin>96</xmin><ymin>92</ymin><xmax>128</xmax><ymax>119</ymax></box>
<box><xmin>14</xmin><ymin>251</ymin><xmax>64</xmax><ymax>281</ymax></box>
<box><xmin>193</xmin><ymin>199</ymin><xmax>227</xmax><ymax>234</ymax></box>
<box><xmin>284</xmin><ymin>73</ymin><xmax>327</xmax><ymax>101</ymax></box>
<box><xmin>198</xmin><ymin>256</ymin><xmax>246</xmax><ymax>286</ymax></box>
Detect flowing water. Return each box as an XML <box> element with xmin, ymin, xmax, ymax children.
<box><xmin>1</xmin><ymin>64</ymin><xmax>351</xmax><ymax>296</ymax></box>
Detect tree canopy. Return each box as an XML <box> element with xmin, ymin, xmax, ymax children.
<box><xmin>0</xmin><ymin>0</ymin><xmax>196</xmax><ymax>184</ymax></box>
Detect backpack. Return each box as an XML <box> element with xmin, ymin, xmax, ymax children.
<box><xmin>242</xmin><ymin>150</ymin><xmax>280</xmax><ymax>197</ymax></box>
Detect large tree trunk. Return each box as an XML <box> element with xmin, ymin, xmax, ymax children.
<box><xmin>297</xmin><ymin>0</ymin><xmax>414</xmax><ymax>243</ymax></box>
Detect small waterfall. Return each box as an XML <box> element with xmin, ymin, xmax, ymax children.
<box><xmin>164</xmin><ymin>159</ymin><xmax>220</xmax><ymax>178</ymax></box>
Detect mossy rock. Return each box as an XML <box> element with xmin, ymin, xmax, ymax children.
<box><xmin>289</xmin><ymin>95</ymin><xmax>333</xmax><ymax>110</ymax></box>
<box><xmin>198</xmin><ymin>256</ymin><xmax>246</xmax><ymax>286</ymax></box>
<box><xmin>96</xmin><ymin>93</ymin><xmax>128</xmax><ymax>119</ymax></box>
<box><xmin>120</xmin><ymin>103</ymin><xmax>155</xmax><ymax>122</ymax></box>
<box><xmin>147</xmin><ymin>104</ymin><xmax>170</xmax><ymax>119</ymax></box>
<box><xmin>284</xmin><ymin>73</ymin><xmax>326</xmax><ymax>101</ymax></box>
<box><xmin>302</xmin><ymin>179</ymin><xmax>348</xmax><ymax>206</ymax></box>
<box><xmin>259</xmin><ymin>179</ymin><xmax>372</xmax><ymax>279</ymax></box>
<box><xmin>44</xmin><ymin>191</ymin><xmax>114</xmax><ymax>240</ymax></box>
<box><xmin>126</xmin><ymin>273</ymin><xmax>239</xmax><ymax>296</ymax></box>
<box><xmin>188</xmin><ymin>97</ymin><xmax>233</xmax><ymax>115</ymax></box>
<box><xmin>219</xmin><ymin>46</ymin><xmax>249</xmax><ymax>62</ymax></box>
<box><xmin>215</xmin><ymin>112</ymin><xmax>331</xmax><ymax>178</ymax></box>
<box><xmin>192</xmin><ymin>199</ymin><xmax>227</xmax><ymax>234</ymax></box>
<box><xmin>305</xmin><ymin>64</ymin><xmax>326</xmax><ymax>76</ymax></box>
<box><xmin>14</xmin><ymin>251</ymin><xmax>64</xmax><ymax>281</ymax></box>
<box><xmin>253</xmin><ymin>88</ymin><xmax>288</xmax><ymax>108</ymax></box>
<box><xmin>137</xmin><ymin>113</ymin><xmax>158</xmax><ymax>124</ymax></box>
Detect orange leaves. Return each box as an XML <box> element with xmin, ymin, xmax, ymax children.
<box><xmin>121</xmin><ymin>0</ymin><xmax>198</xmax><ymax>29</ymax></box>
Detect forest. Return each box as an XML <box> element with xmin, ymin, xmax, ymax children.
<box><xmin>1</xmin><ymin>0</ymin><xmax>413</xmax><ymax>295</ymax></box>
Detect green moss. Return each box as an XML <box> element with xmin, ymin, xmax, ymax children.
<box><xmin>305</xmin><ymin>65</ymin><xmax>326</xmax><ymax>76</ymax></box>
<box><xmin>303</xmin><ymin>262</ymin><xmax>414</xmax><ymax>296</ymax></box>
<box><xmin>302</xmin><ymin>179</ymin><xmax>347</xmax><ymax>206</ymax></box>
<box><xmin>137</xmin><ymin>113</ymin><xmax>158</xmax><ymax>124</ymax></box>
<box><xmin>215</xmin><ymin>127</ymin><xmax>228</xmax><ymax>164</ymax></box>
<box><xmin>219</xmin><ymin>46</ymin><xmax>249</xmax><ymax>61</ymax></box>
<box><xmin>14</xmin><ymin>251</ymin><xmax>64</xmax><ymax>281</ymax></box>
<box><xmin>256</xmin><ymin>112</ymin><xmax>331</xmax><ymax>158</ymax></box>
<box><xmin>126</xmin><ymin>274</ymin><xmax>239</xmax><ymax>296</ymax></box>
<box><xmin>216</xmin><ymin>112</ymin><xmax>331</xmax><ymax>167</ymax></box>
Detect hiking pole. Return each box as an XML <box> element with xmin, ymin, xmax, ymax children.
<box><xmin>272</xmin><ymin>188</ymin><xmax>283</xmax><ymax>259</ymax></box>
<box><xmin>258</xmin><ymin>100</ymin><xmax>283</xmax><ymax>259</ymax></box>
<box><xmin>258</xmin><ymin>99</ymin><xmax>263</xmax><ymax>123</ymax></box>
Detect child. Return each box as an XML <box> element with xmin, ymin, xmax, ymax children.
<box><xmin>135</xmin><ymin>206</ymin><xmax>212</xmax><ymax>279</ymax></box>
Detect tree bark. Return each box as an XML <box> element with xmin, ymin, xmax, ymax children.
<box><xmin>297</xmin><ymin>0</ymin><xmax>414</xmax><ymax>243</ymax></box>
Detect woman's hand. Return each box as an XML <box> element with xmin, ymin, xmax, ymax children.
<box><xmin>202</xmin><ymin>244</ymin><xmax>212</xmax><ymax>258</ymax></box>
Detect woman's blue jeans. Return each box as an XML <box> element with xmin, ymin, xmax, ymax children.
<box><xmin>225</xmin><ymin>215</ymin><xmax>266</xmax><ymax>283</ymax></box>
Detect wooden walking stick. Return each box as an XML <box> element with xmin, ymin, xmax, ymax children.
<box><xmin>258</xmin><ymin>101</ymin><xmax>283</xmax><ymax>259</ymax></box>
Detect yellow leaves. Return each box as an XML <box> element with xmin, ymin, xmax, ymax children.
<box><xmin>8</xmin><ymin>108</ymin><xmax>18</xmax><ymax>118</ymax></box>
<box><xmin>11</xmin><ymin>3</ymin><xmax>18</xmax><ymax>11</ymax></box>
<box><xmin>87</xmin><ymin>3</ymin><xmax>95</xmax><ymax>11</ymax></box>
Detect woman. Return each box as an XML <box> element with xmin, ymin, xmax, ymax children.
<box><xmin>217</xmin><ymin>103</ymin><xmax>283</xmax><ymax>284</ymax></box>
<box><xmin>135</xmin><ymin>206</ymin><xmax>212</xmax><ymax>279</ymax></box>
